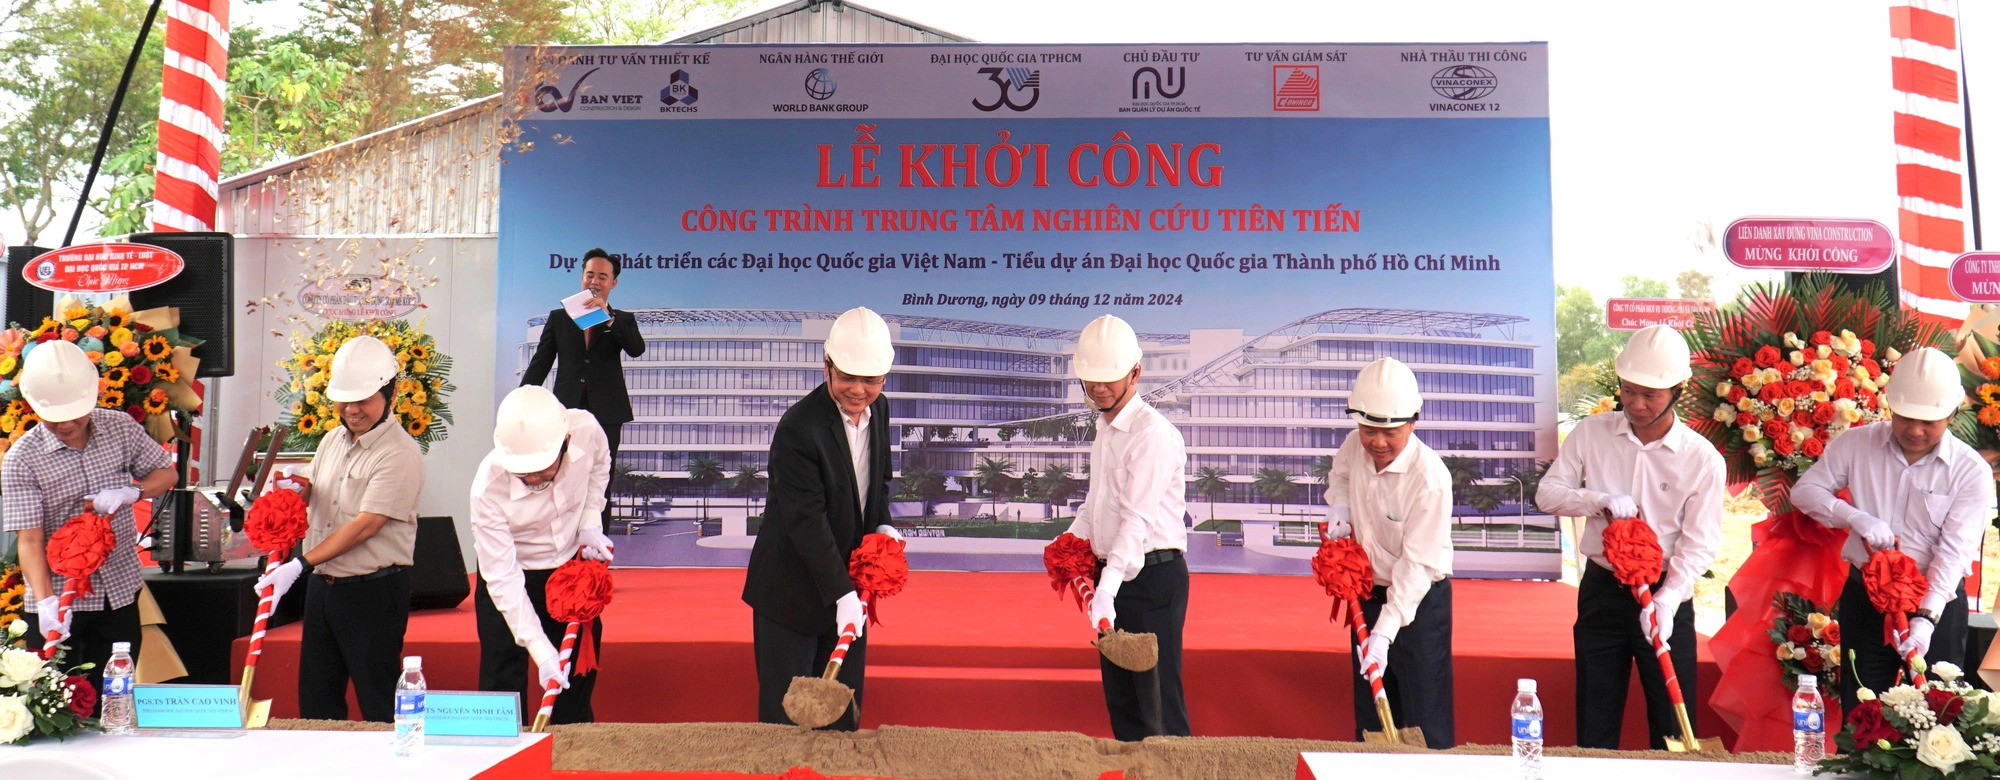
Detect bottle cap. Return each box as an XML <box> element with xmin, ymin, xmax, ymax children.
<box><xmin>1799</xmin><ymin>674</ymin><xmax>1816</xmax><ymax>687</ymax></box>
<box><xmin>1518</xmin><ymin>678</ymin><xmax>1536</xmax><ymax>693</ymax></box>
<box><xmin>112</xmin><ymin>642</ymin><xmax>131</xmax><ymax>653</ymax></box>
<box><xmin>403</xmin><ymin>655</ymin><xmax>422</xmax><ymax>669</ymax></box>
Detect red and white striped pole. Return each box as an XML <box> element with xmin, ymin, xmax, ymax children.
<box><xmin>530</xmin><ymin>621</ymin><xmax>580</xmax><ymax>732</ymax></box>
<box><xmin>151</xmin><ymin>0</ymin><xmax>230</xmax><ymax>233</ymax></box>
<box><xmin>1889</xmin><ymin>1</ymin><xmax>1970</xmax><ymax>324</ymax></box>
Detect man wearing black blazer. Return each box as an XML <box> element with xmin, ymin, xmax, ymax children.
<box><xmin>520</xmin><ymin>248</ymin><xmax>645</xmax><ymax>532</ymax></box>
<box><xmin>742</xmin><ymin>307</ymin><xmax>902</xmax><ymax>730</ymax></box>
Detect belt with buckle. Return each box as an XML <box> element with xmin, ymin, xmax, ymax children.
<box><xmin>1143</xmin><ymin>549</ymin><xmax>1183</xmax><ymax>567</ymax></box>
<box><xmin>320</xmin><ymin>564</ymin><xmax>406</xmax><ymax>586</ymax></box>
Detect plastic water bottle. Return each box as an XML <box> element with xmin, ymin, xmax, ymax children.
<box><xmin>392</xmin><ymin>655</ymin><xmax>426</xmax><ymax>757</ymax></box>
<box><xmin>1794</xmin><ymin>674</ymin><xmax>1825</xmax><ymax>773</ymax></box>
<box><xmin>1511</xmin><ymin>678</ymin><xmax>1543</xmax><ymax>780</ymax></box>
<box><xmin>100</xmin><ymin>642</ymin><xmax>135</xmax><ymax>735</ymax></box>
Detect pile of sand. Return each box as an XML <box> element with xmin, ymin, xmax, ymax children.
<box><xmin>273</xmin><ymin>719</ymin><xmax>1791</xmax><ymax>779</ymax></box>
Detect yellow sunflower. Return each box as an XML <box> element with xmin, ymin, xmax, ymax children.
<box><xmin>104</xmin><ymin>366</ymin><xmax>130</xmax><ymax>387</ymax></box>
<box><xmin>408</xmin><ymin>344</ymin><xmax>430</xmax><ymax>360</ymax></box>
<box><xmin>297</xmin><ymin>413</ymin><xmax>319</xmax><ymax>434</ymax></box>
<box><xmin>405</xmin><ymin>417</ymin><xmax>428</xmax><ymax>437</ymax></box>
<box><xmin>143</xmin><ymin>336</ymin><xmax>172</xmax><ymax>361</ymax></box>
<box><xmin>156</xmin><ymin>364</ymin><xmax>180</xmax><ymax>384</ymax></box>
<box><xmin>142</xmin><ymin>395</ymin><xmax>167</xmax><ymax>415</ymax></box>
<box><xmin>1981</xmin><ymin>384</ymin><xmax>2000</xmax><ymax>406</ymax></box>
<box><xmin>99</xmin><ymin>389</ymin><xmax>124</xmax><ymax>409</ymax></box>
<box><xmin>105</xmin><ymin>311</ymin><xmax>130</xmax><ymax>329</ymax></box>
<box><xmin>5</xmin><ymin>401</ymin><xmax>23</xmax><ymax>417</ymax></box>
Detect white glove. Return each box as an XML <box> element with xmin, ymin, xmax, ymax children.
<box><xmin>835</xmin><ymin>591</ymin><xmax>866</xmax><ymax>639</ymax></box>
<box><xmin>1898</xmin><ymin>618</ymin><xmax>1936</xmax><ymax>659</ymax></box>
<box><xmin>1600</xmin><ymin>494</ymin><xmax>1639</xmax><ymax>520</ymax></box>
<box><xmin>1359</xmin><ymin>632</ymin><xmax>1391</xmax><ymax>681</ymax></box>
<box><xmin>577</xmin><ymin>526</ymin><xmax>615</xmax><ymax>563</ymax></box>
<box><xmin>1848</xmin><ymin>512</ymin><xmax>1896</xmax><ymax>551</ymax></box>
<box><xmin>1643</xmin><ymin>590</ymin><xmax>1681</xmax><ymax>647</ymax></box>
<box><xmin>256</xmin><ymin>557</ymin><xmax>305</xmax><ymax>604</ymax></box>
<box><xmin>529</xmin><ymin>640</ymin><xmax>569</xmax><ymax>692</ymax></box>
<box><xmin>274</xmin><ymin>465</ymin><xmax>311</xmax><ymax>494</ymax></box>
<box><xmin>1087</xmin><ymin>586</ymin><xmax>1118</xmax><ymax>630</ymax></box>
<box><xmin>35</xmin><ymin>595</ymin><xmax>70</xmax><ymax>646</ymax></box>
<box><xmin>88</xmin><ymin>485</ymin><xmax>143</xmax><ymax>515</ymax></box>
<box><xmin>874</xmin><ymin>524</ymin><xmax>905</xmax><ymax>544</ymax></box>
<box><xmin>1324</xmin><ymin>504</ymin><xmax>1353</xmax><ymax>541</ymax></box>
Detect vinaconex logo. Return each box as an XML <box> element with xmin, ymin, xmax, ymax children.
<box><xmin>1430</xmin><ymin>65</ymin><xmax>1497</xmax><ymax>101</ymax></box>
<box><xmin>535</xmin><ymin>67</ymin><xmax>600</xmax><ymax>113</ymax></box>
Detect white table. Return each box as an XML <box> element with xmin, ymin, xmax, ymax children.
<box><xmin>1299</xmin><ymin>751</ymin><xmax>1804</xmax><ymax>779</ymax></box>
<box><xmin>1</xmin><ymin>729</ymin><xmax>551</xmax><ymax>780</ymax></box>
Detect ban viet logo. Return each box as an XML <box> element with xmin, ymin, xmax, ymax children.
<box><xmin>535</xmin><ymin>67</ymin><xmax>599</xmax><ymax>113</ymax></box>
<box><xmin>1272</xmin><ymin>65</ymin><xmax>1319</xmax><ymax>112</ymax></box>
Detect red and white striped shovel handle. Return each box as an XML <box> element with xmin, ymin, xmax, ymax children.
<box><xmin>244</xmin><ymin>556</ymin><xmax>284</xmax><ymax>670</ymax></box>
<box><xmin>1629</xmin><ymin>585</ymin><xmax>1686</xmax><ymax>706</ymax></box>
<box><xmin>534</xmin><ymin>621</ymin><xmax>581</xmax><ymax>726</ymax></box>
<box><xmin>1071</xmin><ymin>576</ymin><xmax>1115</xmax><ymax>633</ymax></box>
<box><xmin>38</xmin><ymin>584</ymin><xmax>80</xmax><ymax>660</ymax></box>
<box><xmin>1346</xmin><ymin>600</ymin><xmax>1388</xmax><ymax>701</ymax></box>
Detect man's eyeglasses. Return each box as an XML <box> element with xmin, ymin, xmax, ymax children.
<box><xmin>516</xmin><ymin>441</ymin><xmax>569</xmax><ymax>491</ymax></box>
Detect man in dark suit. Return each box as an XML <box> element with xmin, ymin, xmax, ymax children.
<box><xmin>520</xmin><ymin>248</ymin><xmax>645</xmax><ymax>532</ymax></box>
<box><xmin>742</xmin><ymin>307</ymin><xmax>902</xmax><ymax>730</ymax></box>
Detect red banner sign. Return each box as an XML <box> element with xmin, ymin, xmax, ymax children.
<box><xmin>1722</xmin><ymin>217</ymin><xmax>1894</xmax><ymax>273</ymax></box>
<box><xmin>1950</xmin><ymin>252</ymin><xmax>2000</xmax><ymax>303</ymax></box>
<box><xmin>1605</xmin><ymin>297</ymin><xmax>1717</xmax><ymax>331</ymax></box>
<box><xmin>23</xmin><ymin>243</ymin><xmax>184</xmax><ymax>293</ymax></box>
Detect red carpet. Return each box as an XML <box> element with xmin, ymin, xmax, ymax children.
<box><xmin>232</xmin><ymin>570</ymin><xmax>1728</xmax><ymax>749</ymax></box>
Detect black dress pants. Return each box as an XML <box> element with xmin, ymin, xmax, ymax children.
<box><xmin>1100</xmin><ymin>553</ymin><xmax>1191</xmax><ymax>741</ymax></box>
<box><xmin>753</xmin><ymin>611</ymin><xmax>869</xmax><ymax>730</ymax></box>
<box><xmin>1837</xmin><ymin>566</ymin><xmax>1967</xmax><ymax>713</ymax></box>
<box><xmin>1573</xmin><ymin>561</ymin><xmax>1695</xmax><ymax>750</ymax></box>
<box><xmin>298</xmin><ymin>569</ymin><xmax>412</xmax><ymax>722</ymax></box>
<box><xmin>23</xmin><ymin>586</ymin><xmax>141</xmax><ymax>717</ymax></box>
<box><xmin>475</xmin><ymin>568</ymin><xmax>602</xmax><ymax>725</ymax></box>
<box><xmin>1350</xmin><ymin>578</ymin><xmax>1455</xmax><ymax>748</ymax></box>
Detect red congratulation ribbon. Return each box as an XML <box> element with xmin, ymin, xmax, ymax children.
<box><xmin>848</xmin><ymin>533</ymin><xmax>909</xmax><ymax>626</ymax></box>
<box><xmin>42</xmin><ymin>511</ymin><xmax>115</xmax><ymax>658</ymax></box>
<box><xmin>1044</xmin><ymin>533</ymin><xmax>1102</xmax><ymax>612</ymax></box>
<box><xmin>1311</xmin><ymin>536</ymin><xmax>1374</xmax><ymax>625</ymax></box>
<box><xmin>1862</xmin><ymin>548</ymin><xmax>1929</xmax><ymax>679</ymax></box>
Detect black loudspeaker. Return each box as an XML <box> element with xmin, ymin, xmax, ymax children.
<box><xmin>412</xmin><ymin>515</ymin><xmax>471</xmax><ymax>611</ymax></box>
<box><xmin>142</xmin><ymin>567</ymin><xmax>264</xmax><ymax>684</ymax></box>
<box><xmin>4</xmin><ymin>245</ymin><xmax>54</xmax><ymax>329</ymax></box>
<box><xmin>126</xmin><ymin>231</ymin><xmax>234</xmax><ymax>378</ymax></box>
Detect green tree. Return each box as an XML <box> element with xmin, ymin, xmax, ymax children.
<box><xmin>0</xmin><ymin>0</ymin><xmax>164</xmax><ymax>243</ymax></box>
<box><xmin>686</xmin><ymin>455</ymin><xmax>725</xmax><ymax>520</ymax></box>
<box><xmin>1554</xmin><ymin>285</ymin><xmax>1625</xmax><ymax>372</ymax></box>
<box><xmin>898</xmin><ymin>465</ymin><xmax>947</xmax><ymax>517</ymax></box>
<box><xmin>1253</xmin><ymin>467</ymin><xmax>1296</xmax><ymax>515</ymax></box>
<box><xmin>1033</xmin><ymin>463</ymin><xmax>1079</xmax><ymax>518</ymax></box>
<box><xmin>1441</xmin><ymin>456</ymin><xmax>1484</xmax><ymax>529</ymax></box>
<box><xmin>1466</xmin><ymin>483</ymin><xmax>1506</xmax><ymax>546</ymax></box>
<box><xmin>971</xmin><ymin>456</ymin><xmax>1017</xmax><ymax>499</ymax></box>
<box><xmin>997</xmin><ymin>425</ymin><xmax>1019</xmax><ymax>442</ymax></box>
<box><xmin>1620</xmin><ymin>275</ymin><xmax>1669</xmax><ymax>298</ymax></box>
<box><xmin>730</xmin><ymin>463</ymin><xmax>767</xmax><ymax>517</ymax></box>
<box><xmin>1192</xmin><ymin>465</ymin><xmax>1231</xmax><ymax>522</ymax></box>
<box><xmin>293</xmin><ymin>0</ymin><xmax>568</xmax><ymax>133</ymax></box>
<box><xmin>1675</xmin><ymin>269</ymin><xmax>1713</xmax><ymax>301</ymax></box>
<box><xmin>560</xmin><ymin>0</ymin><xmax>751</xmax><ymax>45</ymax></box>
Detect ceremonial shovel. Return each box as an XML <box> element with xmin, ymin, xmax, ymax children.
<box><xmin>1632</xmin><ymin>587</ymin><xmax>1725</xmax><ymax>754</ymax></box>
<box><xmin>782</xmin><ymin>618</ymin><xmax>862</xmax><ymax>729</ymax></box>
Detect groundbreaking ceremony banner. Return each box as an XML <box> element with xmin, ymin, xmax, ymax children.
<box><xmin>498</xmin><ymin>42</ymin><xmax>1556</xmax><ymax>578</ymax></box>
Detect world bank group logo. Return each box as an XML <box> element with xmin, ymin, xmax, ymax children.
<box><xmin>660</xmin><ymin>69</ymin><xmax>700</xmax><ymax>107</ymax></box>
<box><xmin>1430</xmin><ymin>65</ymin><xmax>1498</xmax><ymax>101</ymax></box>
<box><xmin>804</xmin><ymin>68</ymin><xmax>836</xmax><ymax>100</ymax></box>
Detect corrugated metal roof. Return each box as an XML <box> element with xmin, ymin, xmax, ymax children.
<box><xmin>219</xmin><ymin>0</ymin><xmax>967</xmax><ymax>237</ymax></box>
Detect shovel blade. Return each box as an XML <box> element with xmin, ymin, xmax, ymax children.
<box><xmin>244</xmin><ymin>698</ymin><xmax>272</xmax><ymax>729</ymax></box>
<box><xmin>1664</xmin><ymin>735</ymin><xmax>1727</xmax><ymax>754</ymax></box>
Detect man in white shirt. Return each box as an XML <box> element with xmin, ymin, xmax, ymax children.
<box><xmin>470</xmin><ymin>386</ymin><xmax>616</xmax><ymax>725</ymax></box>
<box><xmin>1537</xmin><ymin>325</ymin><xmax>1724</xmax><ymax>749</ymax></box>
<box><xmin>1056</xmin><ymin>315</ymin><xmax>1191</xmax><ymax>740</ymax></box>
<box><xmin>1794</xmin><ymin>346</ymin><xmax>1993</xmax><ymax>711</ymax></box>
<box><xmin>1322</xmin><ymin>357</ymin><xmax>1455</xmax><ymax>748</ymax></box>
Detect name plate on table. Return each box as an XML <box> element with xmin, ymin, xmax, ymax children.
<box><xmin>424</xmin><ymin>691</ymin><xmax>521</xmax><ymax>740</ymax></box>
<box><xmin>133</xmin><ymin>684</ymin><xmax>245</xmax><ymax>730</ymax></box>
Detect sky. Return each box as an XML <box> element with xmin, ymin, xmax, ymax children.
<box><xmin>19</xmin><ymin>0</ymin><xmax>2000</xmax><ymax>304</ymax></box>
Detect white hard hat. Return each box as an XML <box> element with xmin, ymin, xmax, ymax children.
<box><xmin>326</xmin><ymin>335</ymin><xmax>400</xmax><ymax>403</ymax></box>
<box><xmin>493</xmin><ymin>385</ymin><xmax>569</xmax><ymax>473</ymax></box>
<box><xmin>824</xmin><ymin>307</ymin><xmax>894</xmax><ymax>376</ymax></box>
<box><xmin>19</xmin><ymin>340</ymin><xmax>98</xmax><ymax>423</ymax></box>
<box><xmin>1074</xmin><ymin>315</ymin><xmax>1142</xmax><ymax>382</ymax></box>
<box><xmin>1615</xmin><ymin>324</ymin><xmax>1693</xmax><ymax>389</ymax></box>
<box><xmin>1886</xmin><ymin>346</ymin><xmax>1964</xmax><ymax>421</ymax></box>
<box><xmin>1348</xmin><ymin>357</ymin><xmax>1422</xmax><ymax>427</ymax></box>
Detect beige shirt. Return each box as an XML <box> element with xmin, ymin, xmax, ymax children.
<box><xmin>1322</xmin><ymin>434</ymin><xmax>1453</xmax><ymax>643</ymax></box>
<box><xmin>470</xmin><ymin>410</ymin><xmax>610</xmax><ymax>650</ymax></box>
<box><xmin>304</xmin><ymin>417</ymin><xmax>426</xmax><ymax>578</ymax></box>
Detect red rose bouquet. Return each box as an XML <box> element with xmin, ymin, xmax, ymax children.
<box><xmin>1765</xmin><ymin>592</ymin><xmax>1839</xmax><ymax>695</ymax></box>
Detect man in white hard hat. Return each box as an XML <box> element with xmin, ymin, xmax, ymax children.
<box><xmin>1054</xmin><ymin>314</ymin><xmax>1191</xmax><ymax>740</ymax></box>
<box><xmin>1537</xmin><ymin>324</ymin><xmax>1723</xmax><ymax>749</ymax></box>
<box><xmin>742</xmin><ymin>307</ymin><xmax>902</xmax><ymax>730</ymax></box>
<box><xmin>1795</xmin><ymin>346</ymin><xmax>1993</xmax><ymax>711</ymax></box>
<box><xmin>1322</xmin><ymin>356</ymin><xmax>1455</xmax><ymax>748</ymax></box>
<box><xmin>471</xmin><ymin>385</ymin><xmax>617</xmax><ymax>724</ymax></box>
<box><xmin>255</xmin><ymin>335</ymin><xmax>426</xmax><ymax>722</ymax></box>
<box><xmin>3</xmin><ymin>340</ymin><xmax>176</xmax><ymax>712</ymax></box>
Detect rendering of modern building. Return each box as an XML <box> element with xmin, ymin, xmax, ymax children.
<box><xmin>514</xmin><ymin>307</ymin><xmax>1552</xmax><ymax>509</ymax></box>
